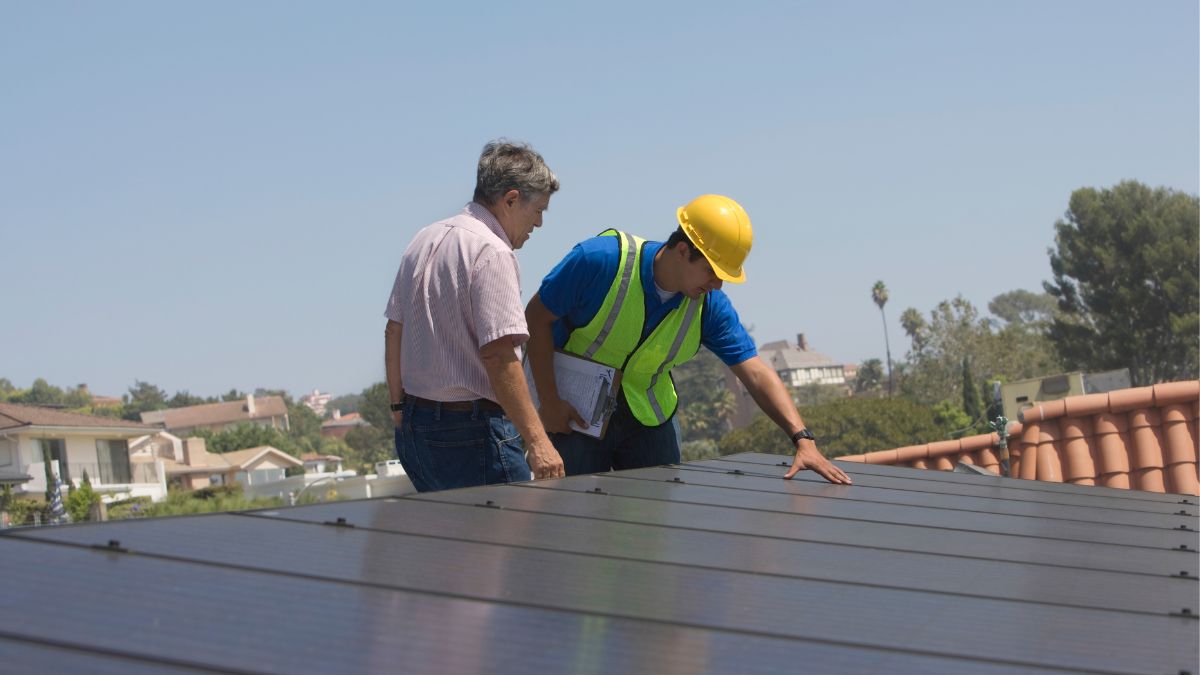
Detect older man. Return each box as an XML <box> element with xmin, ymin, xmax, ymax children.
<box><xmin>384</xmin><ymin>140</ymin><xmax>564</xmax><ymax>492</ymax></box>
<box><xmin>526</xmin><ymin>194</ymin><xmax>851</xmax><ymax>485</ymax></box>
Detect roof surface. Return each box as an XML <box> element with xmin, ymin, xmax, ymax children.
<box><xmin>843</xmin><ymin>380</ymin><xmax>1200</xmax><ymax>496</ymax></box>
<box><xmin>1</xmin><ymin>452</ymin><xmax>1196</xmax><ymax>673</ymax></box>
<box><xmin>160</xmin><ymin>445</ymin><xmax>301</xmax><ymax>474</ymax></box>
<box><xmin>142</xmin><ymin>396</ymin><xmax>288</xmax><ymax>430</ymax></box>
<box><xmin>758</xmin><ymin>340</ymin><xmax>843</xmax><ymax>369</ymax></box>
<box><xmin>0</xmin><ymin>403</ymin><xmax>154</xmax><ymax>432</ymax></box>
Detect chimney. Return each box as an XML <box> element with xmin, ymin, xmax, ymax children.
<box><xmin>182</xmin><ymin>437</ymin><xmax>209</xmax><ymax>467</ymax></box>
<box><xmin>246</xmin><ymin>394</ymin><xmax>256</xmax><ymax>417</ymax></box>
<box><xmin>333</xmin><ymin>409</ymin><xmax>341</xmax><ymax>420</ymax></box>
<box><xmin>797</xmin><ymin>333</ymin><xmax>809</xmax><ymax>351</ymax></box>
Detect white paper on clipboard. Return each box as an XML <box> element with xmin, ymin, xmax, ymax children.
<box><xmin>523</xmin><ymin>351</ymin><xmax>619</xmax><ymax>438</ymax></box>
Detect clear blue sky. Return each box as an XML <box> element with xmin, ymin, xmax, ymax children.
<box><xmin>2</xmin><ymin>1</ymin><xmax>1197</xmax><ymax>400</ymax></box>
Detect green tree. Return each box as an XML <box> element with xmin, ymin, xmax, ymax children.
<box><xmin>673</xmin><ymin>348</ymin><xmax>739</xmax><ymax>441</ymax></box>
<box><xmin>872</xmin><ymin>281</ymin><xmax>893</xmax><ymax>395</ymax></box>
<box><xmin>0</xmin><ymin>378</ymin><xmax>15</xmax><ymax>400</ymax></box>
<box><xmin>197</xmin><ymin>424</ymin><xmax>299</xmax><ymax>456</ymax></box>
<box><xmin>961</xmin><ymin>356</ymin><xmax>983</xmax><ymax>432</ymax></box>
<box><xmin>123</xmin><ymin>380</ymin><xmax>168</xmax><ymax>420</ymax></box>
<box><xmin>988</xmin><ymin>289</ymin><xmax>1058</xmax><ymax>327</ymax></box>
<box><xmin>341</xmin><ymin>382</ymin><xmax>394</xmax><ymax>473</ymax></box>
<box><xmin>327</xmin><ymin>393</ymin><xmax>364</xmax><ymax>417</ymax></box>
<box><xmin>1044</xmin><ymin>181</ymin><xmax>1199</xmax><ymax>385</ymax></box>
<box><xmin>718</xmin><ymin>396</ymin><xmax>953</xmax><ymax>458</ymax></box>
<box><xmin>854</xmin><ymin>358</ymin><xmax>884</xmax><ymax>393</ymax></box>
<box><xmin>898</xmin><ymin>296</ymin><xmax>1060</xmax><ymax>406</ymax></box>
<box><xmin>169</xmin><ymin>390</ymin><xmax>212</xmax><ymax>408</ymax></box>
<box><xmin>66</xmin><ymin>470</ymin><xmax>100</xmax><ymax>522</ymax></box>
<box><xmin>18</xmin><ymin>378</ymin><xmax>65</xmax><ymax>406</ymax></box>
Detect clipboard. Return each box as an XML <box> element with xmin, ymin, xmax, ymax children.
<box><xmin>523</xmin><ymin>350</ymin><xmax>621</xmax><ymax>439</ymax></box>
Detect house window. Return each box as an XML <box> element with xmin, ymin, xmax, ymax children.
<box><xmin>0</xmin><ymin>439</ymin><xmax>12</xmax><ymax>466</ymax></box>
<box><xmin>39</xmin><ymin>438</ymin><xmax>69</xmax><ymax>484</ymax></box>
<box><xmin>248</xmin><ymin>468</ymin><xmax>284</xmax><ymax>485</ymax></box>
<box><xmin>95</xmin><ymin>439</ymin><xmax>132</xmax><ymax>484</ymax></box>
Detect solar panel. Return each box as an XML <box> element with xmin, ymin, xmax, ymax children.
<box><xmin>2</xmin><ymin>452</ymin><xmax>1196</xmax><ymax>673</ymax></box>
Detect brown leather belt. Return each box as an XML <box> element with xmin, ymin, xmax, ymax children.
<box><xmin>406</xmin><ymin>395</ymin><xmax>503</xmax><ymax>413</ymax></box>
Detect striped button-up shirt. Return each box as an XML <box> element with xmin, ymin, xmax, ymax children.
<box><xmin>384</xmin><ymin>203</ymin><xmax>527</xmax><ymax>403</ymax></box>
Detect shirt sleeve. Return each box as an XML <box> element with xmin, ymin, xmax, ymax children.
<box><xmin>701</xmin><ymin>290</ymin><xmax>757</xmax><ymax>366</ymax></box>
<box><xmin>470</xmin><ymin>248</ymin><xmax>529</xmax><ymax>347</ymax></box>
<box><xmin>538</xmin><ymin>240</ymin><xmax>607</xmax><ymax>320</ymax></box>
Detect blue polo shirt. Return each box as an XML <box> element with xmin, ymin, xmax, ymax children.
<box><xmin>537</xmin><ymin>234</ymin><xmax>757</xmax><ymax>367</ymax></box>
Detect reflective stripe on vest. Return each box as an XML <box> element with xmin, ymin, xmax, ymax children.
<box><xmin>562</xmin><ymin>230</ymin><xmax>703</xmax><ymax>426</ymax></box>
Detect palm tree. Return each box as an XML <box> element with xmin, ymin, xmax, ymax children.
<box><xmin>872</xmin><ymin>281</ymin><xmax>894</xmax><ymax>395</ymax></box>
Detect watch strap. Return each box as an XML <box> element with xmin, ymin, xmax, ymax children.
<box><xmin>790</xmin><ymin>428</ymin><xmax>815</xmax><ymax>444</ymax></box>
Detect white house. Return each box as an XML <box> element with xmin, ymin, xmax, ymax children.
<box><xmin>0</xmin><ymin>403</ymin><xmax>167</xmax><ymax>502</ymax></box>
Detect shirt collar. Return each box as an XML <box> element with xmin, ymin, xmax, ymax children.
<box><xmin>464</xmin><ymin>202</ymin><xmax>513</xmax><ymax>249</ymax></box>
<box><xmin>642</xmin><ymin>241</ymin><xmax>682</xmax><ymax>311</ymax></box>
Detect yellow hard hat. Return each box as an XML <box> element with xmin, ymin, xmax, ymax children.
<box><xmin>676</xmin><ymin>194</ymin><xmax>753</xmax><ymax>283</ymax></box>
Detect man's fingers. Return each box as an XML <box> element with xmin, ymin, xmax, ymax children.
<box><xmin>569</xmin><ymin>407</ymin><xmax>588</xmax><ymax>428</ymax></box>
<box><xmin>782</xmin><ymin>456</ymin><xmax>804</xmax><ymax>480</ymax></box>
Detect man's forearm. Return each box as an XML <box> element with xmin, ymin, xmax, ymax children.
<box><xmin>384</xmin><ymin>320</ymin><xmax>405</xmax><ymax>406</ymax></box>
<box><xmin>481</xmin><ymin>344</ymin><xmax>551</xmax><ymax>446</ymax></box>
<box><xmin>525</xmin><ymin>294</ymin><xmax>562</xmax><ymax>402</ymax></box>
<box><xmin>734</xmin><ymin>358</ymin><xmax>805</xmax><ymax>435</ymax></box>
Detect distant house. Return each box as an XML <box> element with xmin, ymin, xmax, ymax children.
<box><xmin>719</xmin><ymin>333</ymin><xmax>850</xmax><ymax>430</ymax></box>
<box><xmin>141</xmin><ymin>394</ymin><xmax>289</xmax><ymax>436</ymax></box>
<box><xmin>161</xmin><ymin>437</ymin><xmax>302</xmax><ymax>492</ymax></box>
<box><xmin>759</xmin><ymin>334</ymin><xmax>847</xmax><ymax>388</ymax></box>
<box><xmin>320</xmin><ymin>411</ymin><xmax>369</xmax><ymax>439</ymax></box>
<box><xmin>300</xmin><ymin>453</ymin><xmax>344</xmax><ymax>474</ymax></box>
<box><xmin>0</xmin><ymin>403</ymin><xmax>166</xmax><ymax>501</ymax></box>
<box><xmin>300</xmin><ymin>389</ymin><xmax>333</xmax><ymax>417</ymax></box>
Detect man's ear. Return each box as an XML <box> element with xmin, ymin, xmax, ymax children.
<box><xmin>502</xmin><ymin>189</ymin><xmax>521</xmax><ymax>208</ymax></box>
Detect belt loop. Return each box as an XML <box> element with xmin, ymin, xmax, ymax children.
<box><xmin>433</xmin><ymin>401</ymin><xmax>442</xmax><ymax>421</ymax></box>
<box><xmin>471</xmin><ymin>399</ymin><xmax>480</xmax><ymax>420</ymax></box>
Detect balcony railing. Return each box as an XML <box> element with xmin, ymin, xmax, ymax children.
<box><xmin>67</xmin><ymin>462</ymin><xmax>160</xmax><ymax>486</ymax></box>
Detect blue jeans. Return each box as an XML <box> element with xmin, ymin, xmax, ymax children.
<box><xmin>550</xmin><ymin>397</ymin><xmax>681</xmax><ymax>475</ymax></box>
<box><xmin>395</xmin><ymin>398</ymin><xmax>531</xmax><ymax>493</ymax></box>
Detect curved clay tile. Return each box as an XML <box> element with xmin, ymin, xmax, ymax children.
<box><xmin>1036</xmin><ymin>419</ymin><xmax>1063</xmax><ymax>482</ymax></box>
<box><xmin>896</xmin><ymin>444</ymin><xmax>929</xmax><ymax>464</ymax></box>
<box><xmin>1128</xmin><ymin>407</ymin><xmax>1165</xmax><ymax>492</ymax></box>
<box><xmin>1017</xmin><ymin>422</ymin><xmax>1041</xmax><ymax>480</ymax></box>
<box><xmin>1060</xmin><ymin>416</ymin><xmax>1097</xmax><ymax>485</ymax></box>
<box><xmin>1107</xmin><ymin>385</ymin><xmax>1155</xmax><ymax>413</ymax></box>
<box><xmin>827</xmin><ymin>381</ymin><xmax>1198</xmax><ymax>495</ymax></box>
<box><xmin>1064</xmin><ymin>392</ymin><xmax>1110</xmax><ymax>418</ymax></box>
<box><xmin>1094</xmin><ymin>412</ymin><xmax>1132</xmax><ymax>489</ymax></box>
<box><xmin>1152</xmin><ymin>380</ymin><xmax>1200</xmax><ymax>406</ymax></box>
<box><xmin>1161</xmin><ymin>403</ymin><xmax>1199</xmax><ymax>495</ymax></box>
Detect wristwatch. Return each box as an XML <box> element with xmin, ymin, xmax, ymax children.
<box><xmin>390</xmin><ymin>402</ymin><xmax>404</xmax><ymax>412</ymax></box>
<box><xmin>790</xmin><ymin>428</ymin><xmax>816</xmax><ymax>445</ymax></box>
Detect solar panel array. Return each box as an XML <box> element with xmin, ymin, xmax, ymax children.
<box><xmin>2</xmin><ymin>452</ymin><xmax>1197</xmax><ymax>673</ymax></box>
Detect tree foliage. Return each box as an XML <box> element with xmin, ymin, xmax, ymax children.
<box><xmin>898</xmin><ymin>295</ymin><xmax>1060</xmax><ymax>406</ymax></box>
<box><xmin>718</xmin><ymin>396</ymin><xmax>954</xmax><ymax>458</ymax></box>
<box><xmin>196</xmin><ymin>423</ymin><xmax>299</xmax><ymax>456</ymax></box>
<box><xmin>673</xmin><ymin>348</ymin><xmax>739</xmax><ymax>442</ymax></box>
<box><xmin>1044</xmin><ymin>181</ymin><xmax>1199</xmax><ymax>385</ymax></box>
<box><xmin>66</xmin><ymin>470</ymin><xmax>100</xmax><ymax>523</ymax></box>
<box><xmin>854</xmin><ymin>358</ymin><xmax>884</xmax><ymax>393</ymax></box>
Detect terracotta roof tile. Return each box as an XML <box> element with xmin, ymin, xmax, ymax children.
<box><xmin>842</xmin><ymin>380</ymin><xmax>1199</xmax><ymax>496</ymax></box>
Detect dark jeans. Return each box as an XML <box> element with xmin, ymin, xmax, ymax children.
<box><xmin>395</xmin><ymin>398</ymin><xmax>531</xmax><ymax>493</ymax></box>
<box><xmin>550</xmin><ymin>398</ymin><xmax>682</xmax><ymax>475</ymax></box>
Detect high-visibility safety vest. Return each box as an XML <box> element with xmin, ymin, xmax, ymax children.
<box><xmin>563</xmin><ymin>230</ymin><xmax>703</xmax><ymax>427</ymax></box>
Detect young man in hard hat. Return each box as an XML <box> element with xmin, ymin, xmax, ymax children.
<box><xmin>525</xmin><ymin>194</ymin><xmax>852</xmax><ymax>484</ymax></box>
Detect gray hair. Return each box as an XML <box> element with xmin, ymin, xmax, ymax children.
<box><xmin>472</xmin><ymin>139</ymin><xmax>559</xmax><ymax>206</ymax></box>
